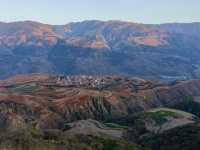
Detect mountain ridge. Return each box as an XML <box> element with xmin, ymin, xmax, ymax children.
<box><xmin>1</xmin><ymin>19</ymin><xmax>200</xmax><ymax>25</ymax></box>
<box><xmin>0</xmin><ymin>20</ymin><xmax>200</xmax><ymax>79</ymax></box>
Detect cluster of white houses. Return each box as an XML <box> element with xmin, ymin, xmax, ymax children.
<box><xmin>56</xmin><ymin>75</ymin><xmax>107</xmax><ymax>87</ymax></box>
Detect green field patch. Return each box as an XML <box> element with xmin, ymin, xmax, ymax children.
<box><xmin>139</xmin><ymin>110</ymin><xmax>179</xmax><ymax>125</ymax></box>
<box><xmin>7</xmin><ymin>83</ymin><xmax>38</xmax><ymax>93</ymax></box>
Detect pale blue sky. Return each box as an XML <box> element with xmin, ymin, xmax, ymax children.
<box><xmin>0</xmin><ymin>0</ymin><xmax>199</xmax><ymax>24</ymax></box>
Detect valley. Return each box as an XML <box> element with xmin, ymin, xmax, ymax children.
<box><xmin>0</xmin><ymin>74</ymin><xmax>200</xmax><ymax>149</ymax></box>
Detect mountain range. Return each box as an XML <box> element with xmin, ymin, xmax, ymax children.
<box><xmin>0</xmin><ymin>20</ymin><xmax>200</xmax><ymax>79</ymax></box>
<box><xmin>1</xmin><ymin>20</ymin><xmax>200</xmax><ymax>150</ymax></box>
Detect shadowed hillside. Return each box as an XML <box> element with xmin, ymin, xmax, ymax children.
<box><xmin>0</xmin><ymin>21</ymin><xmax>200</xmax><ymax>79</ymax></box>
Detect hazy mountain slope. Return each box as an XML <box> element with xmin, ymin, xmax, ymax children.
<box><xmin>0</xmin><ymin>21</ymin><xmax>200</xmax><ymax>79</ymax></box>
<box><xmin>160</xmin><ymin>22</ymin><xmax>200</xmax><ymax>38</ymax></box>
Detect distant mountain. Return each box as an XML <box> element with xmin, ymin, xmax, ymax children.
<box><xmin>0</xmin><ymin>20</ymin><xmax>200</xmax><ymax>79</ymax></box>
<box><xmin>161</xmin><ymin>22</ymin><xmax>200</xmax><ymax>38</ymax></box>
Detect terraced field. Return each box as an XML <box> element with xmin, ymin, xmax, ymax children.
<box><xmin>0</xmin><ymin>74</ymin><xmax>200</xmax><ymax>149</ymax></box>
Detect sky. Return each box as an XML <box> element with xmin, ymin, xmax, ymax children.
<box><xmin>0</xmin><ymin>0</ymin><xmax>199</xmax><ymax>24</ymax></box>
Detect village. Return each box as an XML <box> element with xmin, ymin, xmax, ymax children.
<box><xmin>55</xmin><ymin>75</ymin><xmax>110</xmax><ymax>88</ymax></box>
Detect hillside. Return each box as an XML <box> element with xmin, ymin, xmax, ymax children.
<box><xmin>0</xmin><ymin>21</ymin><xmax>200</xmax><ymax>79</ymax></box>
<box><xmin>1</xmin><ymin>74</ymin><xmax>200</xmax><ymax>149</ymax></box>
<box><xmin>1</xmin><ymin>74</ymin><xmax>200</xmax><ymax>127</ymax></box>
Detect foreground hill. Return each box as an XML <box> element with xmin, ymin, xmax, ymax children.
<box><xmin>1</xmin><ymin>74</ymin><xmax>200</xmax><ymax>149</ymax></box>
<box><xmin>0</xmin><ymin>21</ymin><xmax>200</xmax><ymax>79</ymax></box>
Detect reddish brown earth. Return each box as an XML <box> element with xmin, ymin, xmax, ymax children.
<box><xmin>0</xmin><ymin>74</ymin><xmax>200</xmax><ymax>130</ymax></box>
